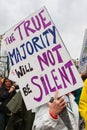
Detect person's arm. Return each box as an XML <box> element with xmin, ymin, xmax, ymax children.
<box><xmin>48</xmin><ymin>91</ymin><xmax>66</xmax><ymax>118</ymax></box>
<box><xmin>32</xmin><ymin>91</ymin><xmax>66</xmax><ymax>130</ymax></box>
<box><xmin>0</xmin><ymin>88</ymin><xmax>10</xmax><ymax>101</ymax></box>
<box><xmin>79</xmin><ymin>82</ymin><xmax>87</xmax><ymax>121</ymax></box>
<box><xmin>0</xmin><ymin>85</ymin><xmax>15</xmax><ymax>102</ymax></box>
<box><xmin>7</xmin><ymin>91</ymin><xmax>22</xmax><ymax>114</ymax></box>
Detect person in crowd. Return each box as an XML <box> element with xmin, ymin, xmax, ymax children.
<box><xmin>0</xmin><ymin>77</ymin><xmax>16</xmax><ymax>130</ymax></box>
<box><xmin>0</xmin><ymin>75</ymin><xmax>5</xmax><ymax>88</ymax></box>
<box><xmin>79</xmin><ymin>73</ymin><xmax>87</xmax><ymax>130</ymax></box>
<box><xmin>72</xmin><ymin>88</ymin><xmax>82</xmax><ymax>105</ymax></box>
<box><xmin>6</xmin><ymin>91</ymin><xmax>35</xmax><ymax>130</ymax></box>
<box><xmin>72</xmin><ymin>73</ymin><xmax>86</xmax><ymax>130</ymax></box>
<box><xmin>32</xmin><ymin>90</ymin><xmax>79</xmax><ymax>130</ymax></box>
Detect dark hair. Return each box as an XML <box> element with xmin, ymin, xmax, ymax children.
<box><xmin>2</xmin><ymin>77</ymin><xmax>13</xmax><ymax>87</ymax></box>
<box><xmin>81</xmin><ymin>73</ymin><xmax>87</xmax><ymax>81</ymax></box>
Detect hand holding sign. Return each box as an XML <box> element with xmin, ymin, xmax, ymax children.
<box><xmin>4</xmin><ymin>6</ymin><xmax>83</xmax><ymax>110</ymax></box>
<box><xmin>48</xmin><ymin>90</ymin><xmax>66</xmax><ymax>116</ymax></box>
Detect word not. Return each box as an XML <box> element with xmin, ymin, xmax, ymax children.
<box><xmin>8</xmin><ymin>26</ymin><xmax>56</xmax><ymax>66</ymax></box>
<box><xmin>37</xmin><ymin>44</ymin><xmax>63</xmax><ymax>71</ymax></box>
<box><xmin>31</xmin><ymin>60</ymin><xmax>77</xmax><ymax>102</ymax></box>
<box><xmin>15</xmin><ymin>63</ymin><xmax>33</xmax><ymax>78</ymax></box>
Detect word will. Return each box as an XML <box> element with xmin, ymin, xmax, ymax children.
<box><xmin>15</xmin><ymin>63</ymin><xmax>33</xmax><ymax>78</ymax></box>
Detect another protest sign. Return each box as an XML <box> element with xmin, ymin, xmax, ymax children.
<box><xmin>79</xmin><ymin>29</ymin><xmax>87</xmax><ymax>73</ymax></box>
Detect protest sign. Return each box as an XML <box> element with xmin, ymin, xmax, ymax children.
<box><xmin>79</xmin><ymin>29</ymin><xmax>87</xmax><ymax>73</ymax></box>
<box><xmin>3</xmin><ymin>6</ymin><xmax>83</xmax><ymax>110</ymax></box>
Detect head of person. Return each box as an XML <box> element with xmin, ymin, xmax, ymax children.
<box><xmin>4</xmin><ymin>78</ymin><xmax>13</xmax><ymax>90</ymax></box>
<box><xmin>81</xmin><ymin>72</ymin><xmax>87</xmax><ymax>81</ymax></box>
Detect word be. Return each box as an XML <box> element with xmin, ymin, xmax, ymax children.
<box><xmin>22</xmin><ymin>84</ymin><xmax>32</xmax><ymax>96</ymax></box>
<box><xmin>38</xmin><ymin>43</ymin><xmax>63</xmax><ymax>71</ymax></box>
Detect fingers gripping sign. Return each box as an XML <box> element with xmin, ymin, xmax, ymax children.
<box><xmin>48</xmin><ymin>90</ymin><xmax>66</xmax><ymax>117</ymax></box>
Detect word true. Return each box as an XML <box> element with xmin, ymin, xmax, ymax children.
<box><xmin>5</xmin><ymin>8</ymin><xmax>52</xmax><ymax>45</ymax></box>
<box><xmin>14</xmin><ymin>9</ymin><xmax>51</xmax><ymax>41</ymax></box>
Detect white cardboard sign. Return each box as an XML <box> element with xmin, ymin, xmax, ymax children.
<box><xmin>3</xmin><ymin>7</ymin><xmax>83</xmax><ymax>110</ymax></box>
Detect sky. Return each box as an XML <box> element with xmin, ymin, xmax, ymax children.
<box><xmin>0</xmin><ymin>0</ymin><xmax>87</xmax><ymax>59</ymax></box>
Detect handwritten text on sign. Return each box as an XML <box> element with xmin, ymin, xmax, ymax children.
<box><xmin>4</xmin><ymin>7</ymin><xmax>83</xmax><ymax>110</ymax></box>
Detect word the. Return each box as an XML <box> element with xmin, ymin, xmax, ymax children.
<box><xmin>5</xmin><ymin>33</ymin><xmax>16</xmax><ymax>44</ymax></box>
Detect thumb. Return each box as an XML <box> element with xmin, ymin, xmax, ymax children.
<box><xmin>48</xmin><ymin>102</ymin><xmax>52</xmax><ymax>107</ymax></box>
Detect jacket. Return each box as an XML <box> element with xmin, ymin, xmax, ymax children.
<box><xmin>6</xmin><ymin>91</ymin><xmax>35</xmax><ymax>130</ymax></box>
<box><xmin>32</xmin><ymin>93</ymin><xmax>79</xmax><ymax>130</ymax></box>
<box><xmin>0</xmin><ymin>86</ymin><xmax>16</xmax><ymax>114</ymax></box>
<box><xmin>79</xmin><ymin>79</ymin><xmax>87</xmax><ymax>130</ymax></box>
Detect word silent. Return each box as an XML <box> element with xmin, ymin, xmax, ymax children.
<box><xmin>30</xmin><ymin>60</ymin><xmax>77</xmax><ymax>102</ymax></box>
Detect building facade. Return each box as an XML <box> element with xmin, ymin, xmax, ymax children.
<box><xmin>0</xmin><ymin>35</ymin><xmax>9</xmax><ymax>77</ymax></box>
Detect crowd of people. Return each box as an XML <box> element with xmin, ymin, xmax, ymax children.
<box><xmin>0</xmin><ymin>72</ymin><xmax>87</xmax><ymax>130</ymax></box>
<box><xmin>0</xmin><ymin>76</ymin><xmax>16</xmax><ymax>130</ymax></box>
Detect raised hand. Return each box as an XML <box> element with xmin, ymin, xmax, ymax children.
<box><xmin>48</xmin><ymin>90</ymin><xmax>66</xmax><ymax>116</ymax></box>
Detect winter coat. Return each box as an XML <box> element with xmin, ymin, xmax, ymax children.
<box><xmin>32</xmin><ymin>93</ymin><xmax>79</xmax><ymax>130</ymax></box>
<box><xmin>79</xmin><ymin>79</ymin><xmax>87</xmax><ymax>130</ymax></box>
<box><xmin>72</xmin><ymin>87</ymin><xmax>82</xmax><ymax>105</ymax></box>
<box><xmin>0</xmin><ymin>86</ymin><xmax>16</xmax><ymax>114</ymax></box>
<box><xmin>6</xmin><ymin>91</ymin><xmax>35</xmax><ymax>130</ymax></box>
